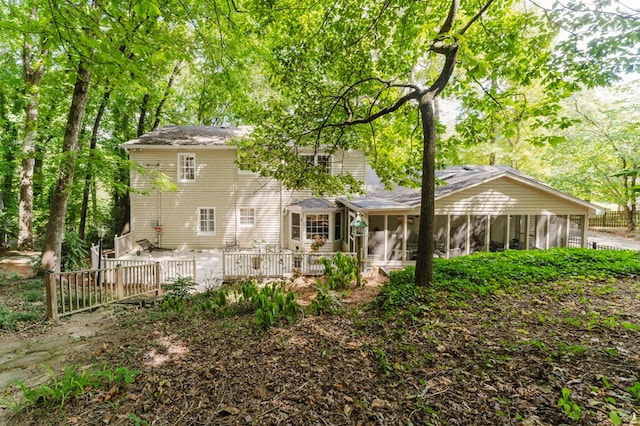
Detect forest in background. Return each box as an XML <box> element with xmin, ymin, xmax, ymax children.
<box><xmin>0</xmin><ymin>0</ymin><xmax>638</xmax><ymax>273</ymax></box>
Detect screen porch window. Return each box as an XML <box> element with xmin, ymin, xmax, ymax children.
<box><xmin>334</xmin><ymin>211</ymin><xmax>342</xmax><ymax>241</ymax></box>
<box><xmin>239</xmin><ymin>208</ymin><xmax>255</xmax><ymax>227</ymax></box>
<box><xmin>306</xmin><ymin>214</ymin><xmax>330</xmax><ymax>241</ymax></box>
<box><xmin>178</xmin><ymin>153</ymin><xmax>196</xmax><ymax>182</ymax></box>
<box><xmin>198</xmin><ymin>207</ymin><xmax>216</xmax><ymax>234</ymax></box>
<box><xmin>291</xmin><ymin>213</ymin><xmax>300</xmax><ymax>241</ymax></box>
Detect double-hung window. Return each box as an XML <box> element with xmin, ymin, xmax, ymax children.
<box><xmin>178</xmin><ymin>153</ymin><xmax>196</xmax><ymax>182</ymax></box>
<box><xmin>198</xmin><ymin>207</ymin><xmax>216</xmax><ymax>235</ymax></box>
<box><xmin>239</xmin><ymin>207</ymin><xmax>255</xmax><ymax>227</ymax></box>
<box><xmin>302</xmin><ymin>154</ymin><xmax>332</xmax><ymax>175</ymax></box>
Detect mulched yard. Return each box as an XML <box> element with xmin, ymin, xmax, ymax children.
<box><xmin>5</xmin><ymin>273</ymin><xmax>639</xmax><ymax>425</ymax></box>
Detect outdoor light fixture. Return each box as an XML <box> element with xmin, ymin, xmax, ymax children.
<box><xmin>350</xmin><ymin>212</ymin><xmax>368</xmax><ymax>236</ymax></box>
<box><xmin>350</xmin><ymin>212</ymin><xmax>368</xmax><ymax>286</ymax></box>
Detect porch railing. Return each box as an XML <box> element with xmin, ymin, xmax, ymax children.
<box><xmin>45</xmin><ymin>258</ymin><xmax>197</xmax><ymax>320</ymax></box>
<box><xmin>46</xmin><ymin>263</ymin><xmax>160</xmax><ymax>320</ymax></box>
<box><xmin>222</xmin><ymin>252</ymin><xmax>355</xmax><ymax>281</ymax></box>
<box><xmin>114</xmin><ymin>232</ymin><xmax>135</xmax><ymax>258</ymax></box>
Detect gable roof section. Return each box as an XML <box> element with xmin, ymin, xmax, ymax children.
<box><xmin>120</xmin><ymin>125</ymin><xmax>251</xmax><ymax>148</ymax></box>
<box><xmin>340</xmin><ymin>165</ymin><xmax>601</xmax><ymax>214</ymax></box>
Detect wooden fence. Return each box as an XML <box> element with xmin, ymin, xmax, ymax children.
<box><xmin>46</xmin><ymin>259</ymin><xmax>196</xmax><ymax>320</ymax></box>
<box><xmin>222</xmin><ymin>252</ymin><xmax>355</xmax><ymax>281</ymax></box>
<box><xmin>589</xmin><ymin>211</ymin><xmax>639</xmax><ymax>228</ymax></box>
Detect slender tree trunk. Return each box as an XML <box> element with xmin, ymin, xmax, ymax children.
<box><xmin>138</xmin><ymin>93</ymin><xmax>149</xmax><ymax>136</ymax></box>
<box><xmin>18</xmin><ymin>7</ymin><xmax>46</xmax><ymax>249</ymax></box>
<box><xmin>152</xmin><ymin>62</ymin><xmax>180</xmax><ymax>130</ymax></box>
<box><xmin>415</xmin><ymin>97</ymin><xmax>437</xmax><ymax>286</ymax></box>
<box><xmin>41</xmin><ymin>61</ymin><xmax>91</xmax><ymax>273</ymax></box>
<box><xmin>79</xmin><ymin>90</ymin><xmax>111</xmax><ymax>240</ymax></box>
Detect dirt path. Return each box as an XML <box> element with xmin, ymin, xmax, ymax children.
<box><xmin>0</xmin><ymin>307</ymin><xmax>121</xmax><ymax>420</ymax></box>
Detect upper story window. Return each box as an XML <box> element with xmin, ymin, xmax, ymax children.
<box><xmin>178</xmin><ymin>153</ymin><xmax>196</xmax><ymax>182</ymax></box>
<box><xmin>302</xmin><ymin>154</ymin><xmax>332</xmax><ymax>175</ymax></box>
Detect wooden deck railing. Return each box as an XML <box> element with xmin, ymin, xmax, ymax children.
<box><xmin>222</xmin><ymin>252</ymin><xmax>355</xmax><ymax>280</ymax></box>
<box><xmin>45</xmin><ymin>258</ymin><xmax>197</xmax><ymax>320</ymax></box>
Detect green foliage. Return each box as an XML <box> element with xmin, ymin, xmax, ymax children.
<box><xmin>430</xmin><ymin>249</ymin><xmax>640</xmax><ymax>296</ymax></box>
<box><xmin>0</xmin><ymin>365</ymin><xmax>139</xmax><ymax>413</ymax></box>
<box><xmin>60</xmin><ymin>231</ymin><xmax>88</xmax><ymax>272</ymax></box>
<box><xmin>251</xmin><ymin>282</ymin><xmax>299</xmax><ymax>330</ymax></box>
<box><xmin>557</xmin><ymin>387</ymin><xmax>581</xmax><ymax>421</ymax></box>
<box><xmin>161</xmin><ymin>276</ymin><xmax>197</xmax><ymax>313</ymax></box>
<box><xmin>309</xmin><ymin>282</ymin><xmax>343</xmax><ymax>315</ymax></box>
<box><xmin>627</xmin><ymin>382</ymin><xmax>640</xmax><ymax>400</ymax></box>
<box><xmin>376</xmin><ymin>267</ymin><xmax>426</xmax><ymax>312</ymax></box>
<box><xmin>319</xmin><ymin>252</ymin><xmax>357</xmax><ymax>290</ymax></box>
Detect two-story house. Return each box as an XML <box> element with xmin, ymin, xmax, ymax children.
<box><xmin>122</xmin><ymin>125</ymin><xmax>600</xmax><ymax>263</ymax></box>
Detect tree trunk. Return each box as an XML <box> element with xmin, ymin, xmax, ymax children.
<box><xmin>415</xmin><ymin>97</ymin><xmax>437</xmax><ymax>286</ymax></box>
<box><xmin>138</xmin><ymin>93</ymin><xmax>149</xmax><ymax>136</ymax></box>
<box><xmin>40</xmin><ymin>61</ymin><xmax>91</xmax><ymax>273</ymax></box>
<box><xmin>79</xmin><ymin>90</ymin><xmax>111</xmax><ymax>240</ymax></box>
<box><xmin>18</xmin><ymin>8</ymin><xmax>46</xmax><ymax>250</ymax></box>
<box><xmin>152</xmin><ymin>62</ymin><xmax>180</xmax><ymax>131</ymax></box>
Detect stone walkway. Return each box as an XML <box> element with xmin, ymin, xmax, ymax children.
<box><xmin>0</xmin><ymin>308</ymin><xmax>118</xmax><ymax>420</ymax></box>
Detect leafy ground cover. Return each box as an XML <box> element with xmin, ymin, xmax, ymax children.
<box><xmin>2</xmin><ymin>249</ymin><xmax>640</xmax><ymax>425</ymax></box>
<box><xmin>0</xmin><ymin>272</ymin><xmax>47</xmax><ymax>332</ymax></box>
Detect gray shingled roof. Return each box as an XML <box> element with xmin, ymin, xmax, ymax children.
<box><xmin>289</xmin><ymin>198</ymin><xmax>337</xmax><ymax>209</ymax></box>
<box><xmin>339</xmin><ymin>165</ymin><xmax>599</xmax><ymax>212</ymax></box>
<box><xmin>121</xmin><ymin>125</ymin><xmax>251</xmax><ymax>147</ymax></box>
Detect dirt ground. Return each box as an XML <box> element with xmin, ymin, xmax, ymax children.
<box><xmin>1</xmin><ymin>269</ymin><xmax>639</xmax><ymax>425</ymax></box>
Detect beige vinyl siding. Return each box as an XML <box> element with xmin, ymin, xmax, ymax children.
<box><xmin>435</xmin><ymin>176</ymin><xmax>590</xmax><ymax>216</ymax></box>
<box><xmin>130</xmin><ymin>148</ymin><xmax>285</xmax><ymax>250</ymax></box>
<box><xmin>285</xmin><ymin>149</ymin><xmax>367</xmax><ymax>202</ymax></box>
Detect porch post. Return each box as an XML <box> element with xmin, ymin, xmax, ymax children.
<box><xmin>402</xmin><ymin>214</ymin><xmax>408</xmax><ymax>261</ymax></box>
<box><xmin>155</xmin><ymin>262</ymin><xmax>161</xmax><ymax>294</ymax></box>
<box><xmin>486</xmin><ymin>215</ymin><xmax>491</xmax><ymax>252</ymax></box>
<box><xmin>581</xmin><ymin>215</ymin><xmax>588</xmax><ymax>247</ymax></box>
<box><xmin>445</xmin><ymin>215</ymin><xmax>451</xmax><ymax>259</ymax></box>
<box><xmin>465</xmin><ymin>214</ymin><xmax>470</xmax><ymax>255</ymax></box>
<box><xmin>565</xmin><ymin>215</ymin><xmax>570</xmax><ymax>247</ymax></box>
<box><xmin>506</xmin><ymin>215</ymin><xmax>511</xmax><ymax>249</ymax></box>
<box><xmin>383</xmin><ymin>215</ymin><xmax>389</xmax><ymax>261</ymax></box>
<box><xmin>545</xmin><ymin>214</ymin><xmax>550</xmax><ymax>249</ymax></box>
<box><xmin>525</xmin><ymin>215</ymin><xmax>531</xmax><ymax>250</ymax></box>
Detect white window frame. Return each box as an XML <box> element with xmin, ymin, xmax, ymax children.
<box><xmin>239</xmin><ymin>207</ymin><xmax>256</xmax><ymax>227</ymax></box>
<box><xmin>197</xmin><ymin>207</ymin><xmax>216</xmax><ymax>235</ymax></box>
<box><xmin>305</xmin><ymin>213</ymin><xmax>331</xmax><ymax>241</ymax></box>
<box><xmin>291</xmin><ymin>212</ymin><xmax>301</xmax><ymax>241</ymax></box>
<box><xmin>178</xmin><ymin>153</ymin><xmax>196</xmax><ymax>182</ymax></box>
<box><xmin>301</xmin><ymin>153</ymin><xmax>332</xmax><ymax>175</ymax></box>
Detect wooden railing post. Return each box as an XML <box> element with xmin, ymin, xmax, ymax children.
<box><xmin>155</xmin><ymin>262</ymin><xmax>161</xmax><ymax>295</ymax></box>
<box><xmin>116</xmin><ymin>264</ymin><xmax>124</xmax><ymax>300</ymax></box>
<box><xmin>45</xmin><ymin>273</ymin><xmax>58</xmax><ymax>321</ymax></box>
<box><xmin>192</xmin><ymin>256</ymin><xmax>197</xmax><ymax>281</ymax></box>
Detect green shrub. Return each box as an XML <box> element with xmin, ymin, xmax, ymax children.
<box><xmin>162</xmin><ymin>276</ymin><xmax>197</xmax><ymax>312</ymax></box>
<box><xmin>309</xmin><ymin>282</ymin><xmax>343</xmax><ymax>315</ymax></box>
<box><xmin>319</xmin><ymin>252</ymin><xmax>357</xmax><ymax>290</ymax></box>
<box><xmin>252</xmin><ymin>282</ymin><xmax>299</xmax><ymax>330</ymax></box>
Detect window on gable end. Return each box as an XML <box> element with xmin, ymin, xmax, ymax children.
<box><xmin>178</xmin><ymin>153</ymin><xmax>196</xmax><ymax>182</ymax></box>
